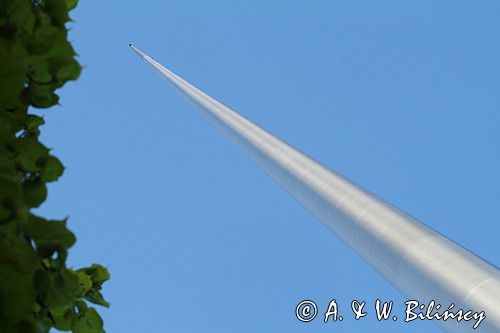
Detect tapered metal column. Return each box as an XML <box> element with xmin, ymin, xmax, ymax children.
<box><xmin>130</xmin><ymin>45</ymin><xmax>499</xmax><ymax>332</ymax></box>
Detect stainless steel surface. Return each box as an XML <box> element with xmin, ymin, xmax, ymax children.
<box><xmin>131</xmin><ymin>45</ymin><xmax>500</xmax><ymax>332</ymax></box>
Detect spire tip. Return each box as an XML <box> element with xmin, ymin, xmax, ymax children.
<box><xmin>129</xmin><ymin>44</ymin><xmax>147</xmax><ymax>58</ymax></box>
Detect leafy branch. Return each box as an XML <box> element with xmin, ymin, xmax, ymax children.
<box><xmin>0</xmin><ymin>1</ymin><xmax>109</xmax><ymax>332</ymax></box>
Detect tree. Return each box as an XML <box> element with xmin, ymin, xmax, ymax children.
<box><xmin>0</xmin><ymin>1</ymin><xmax>109</xmax><ymax>332</ymax></box>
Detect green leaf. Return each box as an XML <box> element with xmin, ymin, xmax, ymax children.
<box><xmin>77</xmin><ymin>264</ymin><xmax>110</xmax><ymax>288</ymax></box>
<box><xmin>29</xmin><ymin>57</ymin><xmax>53</xmax><ymax>83</ymax></box>
<box><xmin>0</xmin><ymin>234</ymin><xmax>38</xmax><ymax>275</ymax></box>
<box><xmin>28</xmin><ymin>16</ymin><xmax>61</xmax><ymax>56</ymax></box>
<box><xmin>72</xmin><ymin>306</ymin><xmax>105</xmax><ymax>333</ymax></box>
<box><xmin>84</xmin><ymin>289</ymin><xmax>110</xmax><ymax>308</ymax></box>
<box><xmin>22</xmin><ymin>114</ymin><xmax>45</xmax><ymax>137</ymax></box>
<box><xmin>57</xmin><ymin>58</ymin><xmax>81</xmax><ymax>82</ymax></box>
<box><xmin>14</xmin><ymin>139</ymin><xmax>50</xmax><ymax>173</ymax></box>
<box><xmin>78</xmin><ymin>265</ymin><xmax>110</xmax><ymax>307</ymax></box>
<box><xmin>40</xmin><ymin>155</ymin><xmax>64</xmax><ymax>182</ymax></box>
<box><xmin>41</xmin><ymin>0</ymin><xmax>71</xmax><ymax>27</ymax></box>
<box><xmin>24</xmin><ymin>115</ymin><xmax>45</xmax><ymax>130</ymax></box>
<box><xmin>24</xmin><ymin>214</ymin><xmax>76</xmax><ymax>257</ymax></box>
<box><xmin>23</xmin><ymin>178</ymin><xmax>48</xmax><ymax>208</ymax></box>
<box><xmin>76</xmin><ymin>270</ymin><xmax>93</xmax><ymax>296</ymax></box>
<box><xmin>66</xmin><ymin>0</ymin><xmax>79</xmax><ymax>11</ymax></box>
<box><xmin>34</xmin><ymin>268</ymin><xmax>80</xmax><ymax>311</ymax></box>
<box><xmin>26</xmin><ymin>82</ymin><xmax>59</xmax><ymax>108</ymax></box>
<box><xmin>51</xmin><ymin>307</ymin><xmax>76</xmax><ymax>331</ymax></box>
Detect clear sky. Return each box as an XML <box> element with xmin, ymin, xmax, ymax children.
<box><xmin>36</xmin><ymin>1</ymin><xmax>499</xmax><ymax>332</ymax></box>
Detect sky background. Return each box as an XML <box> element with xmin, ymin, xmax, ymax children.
<box><xmin>35</xmin><ymin>1</ymin><xmax>499</xmax><ymax>332</ymax></box>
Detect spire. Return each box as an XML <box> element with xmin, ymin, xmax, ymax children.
<box><xmin>131</xmin><ymin>45</ymin><xmax>500</xmax><ymax>332</ymax></box>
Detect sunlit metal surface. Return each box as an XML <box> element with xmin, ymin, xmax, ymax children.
<box><xmin>131</xmin><ymin>45</ymin><xmax>499</xmax><ymax>332</ymax></box>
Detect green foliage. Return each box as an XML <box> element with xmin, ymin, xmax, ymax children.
<box><xmin>0</xmin><ymin>1</ymin><xmax>109</xmax><ymax>332</ymax></box>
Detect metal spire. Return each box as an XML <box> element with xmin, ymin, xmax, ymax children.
<box><xmin>130</xmin><ymin>44</ymin><xmax>499</xmax><ymax>332</ymax></box>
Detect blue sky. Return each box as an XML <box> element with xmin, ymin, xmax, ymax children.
<box><xmin>36</xmin><ymin>1</ymin><xmax>499</xmax><ymax>332</ymax></box>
